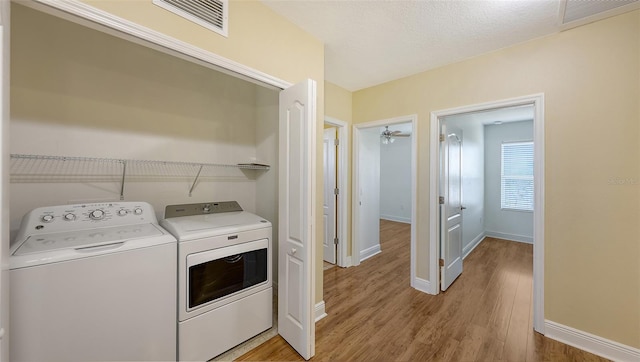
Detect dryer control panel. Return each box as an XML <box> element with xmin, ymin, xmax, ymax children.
<box><xmin>164</xmin><ymin>201</ymin><xmax>243</xmax><ymax>218</ymax></box>
<box><xmin>14</xmin><ymin>202</ymin><xmax>158</xmax><ymax>240</ymax></box>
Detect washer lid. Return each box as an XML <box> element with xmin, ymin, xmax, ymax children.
<box><xmin>13</xmin><ymin>223</ymin><xmax>166</xmax><ymax>256</ymax></box>
<box><xmin>161</xmin><ymin>211</ymin><xmax>271</xmax><ymax>241</ymax></box>
<box><xmin>9</xmin><ymin>223</ymin><xmax>176</xmax><ymax>269</ymax></box>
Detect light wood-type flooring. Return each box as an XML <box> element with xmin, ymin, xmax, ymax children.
<box><xmin>237</xmin><ymin>220</ymin><xmax>608</xmax><ymax>361</ymax></box>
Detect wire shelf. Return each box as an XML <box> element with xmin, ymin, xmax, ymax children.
<box><xmin>10</xmin><ymin>153</ymin><xmax>270</xmax><ymax>199</ymax></box>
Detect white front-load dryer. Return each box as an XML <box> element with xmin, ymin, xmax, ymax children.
<box><xmin>161</xmin><ymin>201</ymin><xmax>272</xmax><ymax>361</ymax></box>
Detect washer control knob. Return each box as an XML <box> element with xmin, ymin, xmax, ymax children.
<box><xmin>203</xmin><ymin>204</ymin><xmax>211</xmax><ymax>213</ymax></box>
<box><xmin>89</xmin><ymin>210</ymin><xmax>105</xmax><ymax>220</ymax></box>
<box><xmin>117</xmin><ymin>209</ymin><xmax>128</xmax><ymax>216</ymax></box>
<box><xmin>64</xmin><ymin>213</ymin><xmax>76</xmax><ymax>221</ymax></box>
<box><xmin>41</xmin><ymin>215</ymin><xmax>54</xmax><ymax>223</ymax></box>
<box><xmin>133</xmin><ymin>208</ymin><xmax>143</xmax><ymax>215</ymax></box>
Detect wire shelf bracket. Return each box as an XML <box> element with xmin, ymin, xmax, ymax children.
<box><xmin>189</xmin><ymin>165</ymin><xmax>203</xmax><ymax>197</ymax></box>
<box><xmin>120</xmin><ymin>160</ymin><xmax>127</xmax><ymax>201</ymax></box>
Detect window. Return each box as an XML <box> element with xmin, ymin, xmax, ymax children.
<box><xmin>501</xmin><ymin>141</ymin><xmax>534</xmax><ymax>211</ymax></box>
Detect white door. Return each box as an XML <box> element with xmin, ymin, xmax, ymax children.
<box><xmin>323</xmin><ymin>128</ymin><xmax>337</xmax><ymax>264</ymax></box>
<box><xmin>0</xmin><ymin>1</ymin><xmax>9</xmax><ymax>359</ymax></box>
<box><xmin>278</xmin><ymin>79</ymin><xmax>316</xmax><ymax>360</ymax></box>
<box><xmin>357</xmin><ymin>128</ymin><xmax>380</xmax><ymax>262</ymax></box>
<box><xmin>440</xmin><ymin>124</ymin><xmax>463</xmax><ymax>291</ymax></box>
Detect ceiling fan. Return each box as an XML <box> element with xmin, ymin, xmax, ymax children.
<box><xmin>381</xmin><ymin>126</ymin><xmax>411</xmax><ymax>144</ymax></box>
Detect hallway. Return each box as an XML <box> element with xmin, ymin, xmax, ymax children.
<box><xmin>238</xmin><ymin>220</ymin><xmax>606</xmax><ymax>361</ymax></box>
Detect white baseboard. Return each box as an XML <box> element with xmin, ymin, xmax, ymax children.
<box><xmin>545</xmin><ymin>320</ymin><xmax>640</xmax><ymax>362</ymax></box>
<box><xmin>360</xmin><ymin>244</ymin><xmax>381</xmax><ymax>262</ymax></box>
<box><xmin>485</xmin><ymin>231</ymin><xmax>533</xmax><ymax>244</ymax></box>
<box><xmin>315</xmin><ymin>301</ymin><xmax>327</xmax><ymax>322</ymax></box>
<box><xmin>380</xmin><ymin>214</ymin><xmax>411</xmax><ymax>224</ymax></box>
<box><xmin>463</xmin><ymin>233</ymin><xmax>486</xmax><ymax>259</ymax></box>
<box><xmin>339</xmin><ymin>256</ymin><xmax>352</xmax><ymax>268</ymax></box>
<box><xmin>412</xmin><ymin>277</ymin><xmax>435</xmax><ymax>295</ymax></box>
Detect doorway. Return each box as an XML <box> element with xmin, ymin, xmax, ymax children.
<box><xmin>352</xmin><ymin>115</ymin><xmax>418</xmax><ymax>288</ymax></box>
<box><xmin>439</xmin><ymin>106</ymin><xmax>535</xmax><ymax>291</ymax></box>
<box><xmin>430</xmin><ymin>94</ymin><xmax>545</xmax><ymax>333</ymax></box>
<box><xmin>322</xmin><ymin>117</ymin><xmax>349</xmax><ymax>268</ymax></box>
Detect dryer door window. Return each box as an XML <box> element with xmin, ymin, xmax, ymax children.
<box><xmin>188</xmin><ymin>245</ymin><xmax>267</xmax><ymax>309</ymax></box>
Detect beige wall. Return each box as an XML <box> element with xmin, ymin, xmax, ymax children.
<box><xmin>325</xmin><ymin>81</ymin><xmax>352</xmax><ymax>123</ymax></box>
<box><xmin>353</xmin><ymin>11</ymin><xmax>639</xmax><ymax>348</ymax></box>
<box><xmin>78</xmin><ymin>0</ymin><xmax>324</xmax><ymax>89</ymax></box>
<box><xmin>24</xmin><ymin>0</ymin><xmax>326</xmax><ymax>303</ymax></box>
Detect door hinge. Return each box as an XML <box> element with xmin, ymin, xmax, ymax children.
<box><xmin>439</xmin><ymin>258</ymin><xmax>444</xmax><ymax>267</ymax></box>
<box><xmin>334</xmin><ymin>188</ymin><xmax>339</xmax><ymax>195</ymax></box>
<box><xmin>334</xmin><ymin>138</ymin><xmax>339</xmax><ymax>146</ymax></box>
<box><xmin>439</xmin><ymin>134</ymin><xmax>445</xmax><ymax>142</ymax></box>
<box><xmin>439</xmin><ymin>196</ymin><xmax>445</xmax><ymax>204</ymax></box>
<box><xmin>334</xmin><ymin>237</ymin><xmax>339</xmax><ymax>245</ymax></box>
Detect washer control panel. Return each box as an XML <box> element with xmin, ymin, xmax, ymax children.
<box><xmin>15</xmin><ymin>202</ymin><xmax>158</xmax><ymax>239</ymax></box>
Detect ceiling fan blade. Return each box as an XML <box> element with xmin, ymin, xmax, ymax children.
<box><xmin>390</xmin><ymin>130</ymin><xmax>402</xmax><ymax>135</ymax></box>
<box><xmin>395</xmin><ymin>133</ymin><xmax>411</xmax><ymax>137</ymax></box>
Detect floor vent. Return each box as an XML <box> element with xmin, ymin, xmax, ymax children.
<box><xmin>154</xmin><ymin>0</ymin><xmax>228</xmax><ymax>37</ymax></box>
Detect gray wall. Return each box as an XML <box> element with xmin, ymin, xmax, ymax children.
<box><xmin>358</xmin><ymin>127</ymin><xmax>381</xmax><ymax>261</ymax></box>
<box><xmin>380</xmin><ymin>135</ymin><xmax>411</xmax><ymax>223</ymax></box>
<box><xmin>484</xmin><ymin>121</ymin><xmax>534</xmax><ymax>243</ymax></box>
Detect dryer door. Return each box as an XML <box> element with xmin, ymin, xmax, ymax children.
<box><xmin>185</xmin><ymin>238</ymin><xmax>269</xmax><ymax>313</ymax></box>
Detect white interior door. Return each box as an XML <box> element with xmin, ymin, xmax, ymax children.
<box><xmin>278</xmin><ymin>79</ymin><xmax>316</xmax><ymax>360</ymax></box>
<box><xmin>357</xmin><ymin>128</ymin><xmax>380</xmax><ymax>262</ymax></box>
<box><xmin>0</xmin><ymin>2</ymin><xmax>9</xmax><ymax>359</ymax></box>
<box><xmin>440</xmin><ymin>124</ymin><xmax>463</xmax><ymax>291</ymax></box>
<box><xmin>323</xmin><ymin>128</ymin><xmax>337</xmax><ymax>264</ymax></box>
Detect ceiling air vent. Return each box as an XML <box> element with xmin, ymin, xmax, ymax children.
<box><xmin>153</xmin><ymin>0</ymin><xmax>228</xmax><ymax>37</ymax></box>
<box><xmin>559</xmin><ymin>0</ymin><xmax>639</xmax><ymax>30</ymax></box>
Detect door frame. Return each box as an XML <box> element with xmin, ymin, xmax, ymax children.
<box><xmin>352</xmin><ymin>115</ymin><xmax>418</xmax><ymax>287</ymax></box>
<box><xmin>322</xmin><ymin>127</ymin><xmax>338</xmax><ymax>265</ymax></box>
<box><xmin>0</xmin><ymin>0</ymin><xmax>9</xmax><ymax>359</ymax></box>
<box><xmin>429</xmin><ymin>94</ymin><xmax>545</xmax><ymax>334</ymax></box>
<box><xmin>324</xmin><ymin>117</ymin><xmax>349</xmax><ymax>267</ymax></box>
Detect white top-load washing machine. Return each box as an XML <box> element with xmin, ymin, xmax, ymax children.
<box><xmin>160</xmin><ymin>201</ymin><xmax>272</xmax><ymax>361</ymax></box>
<box><xmin>9</xmin><ymin>202</ymin><xmax>177</xmax><ymax>362</ymax></box>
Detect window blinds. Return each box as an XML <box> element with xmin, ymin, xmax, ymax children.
<box><xmin>501</xmin><ymin>141</ymin><xmax>534</xmax><ymax>211</ymax></box>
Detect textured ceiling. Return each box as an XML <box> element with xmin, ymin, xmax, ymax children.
<box><xmin>262</xmin><ymin>0</ymin><xmax>637</xmax><ymax>91</ymax></box>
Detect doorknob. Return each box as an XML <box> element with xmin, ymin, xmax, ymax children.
<box><xmin>289</xmin><ymin>248</ymin><xmax>297</xmax><ymax>256</ymax></box>
<box><xmin>460</xmin><ymin>206</ymin><xmax>467</xmax><ymax>210</ymax></box>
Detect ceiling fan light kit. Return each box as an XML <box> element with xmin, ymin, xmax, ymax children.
<box><xmin>381</xmin><ymin>135</ymin><xmax>395</xmax><ymax>145</ymax></box>
<box><xmin>381</xmin><ymin>126</ymin><xmax>410</xmax><ymax>144</ymax></box>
